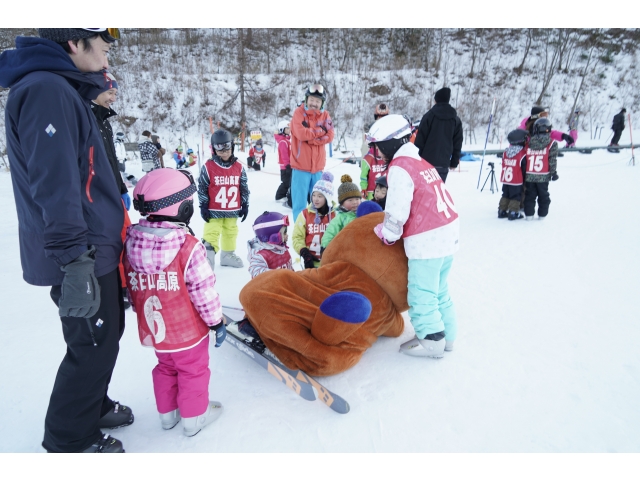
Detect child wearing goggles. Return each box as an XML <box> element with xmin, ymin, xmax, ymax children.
<box><xmin>247</xmin><ymin>211</ymin><xmax>293</xmax><ymax>279</ymax></box>
<box><xmin>198</xmin><ymin>129</ymin><xmax>250</xmax><ymax>270</ymax></box>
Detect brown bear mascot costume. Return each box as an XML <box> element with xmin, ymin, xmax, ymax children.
<box><xmin>239</xmin><ymin>205</ymin><xmax>408</xmax><ymax>376</ymax></box>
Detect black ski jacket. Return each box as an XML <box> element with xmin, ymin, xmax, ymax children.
<box><xmin>612</xmin><ymin>112</ymin><xmax>625</xmax><ymax>131</ymax></box>
<box><xmin>414</xmin><ymin>103</ymin><xmax>463</xmax><ymax>170</ymax></box>
<box><xmin>90</xmin><ymin>103</ymin><xmax>128</xmax><ymax>195</ymax></box>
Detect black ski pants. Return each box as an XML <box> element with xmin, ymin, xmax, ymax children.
<box><xmin>524</xmin><ymin>181</ymin><xmax>550</xmax><ymax>217</ymax></box>
<box><xmin>435</xmin><ymin>166</ymin><xmax>449</xmax><ymax>183</ymax></box>
<box><xmin>275</xmin><ymin>165</ymin><xmax>292</xmax><ymax>205</ymax></box>
<box><xmin>611</xmin><ymin>128</ymin><xmax>623</xmax><ymax>145</ymax></box>
<box><xmin>44</xmin><ymin>268</ymin><xmax>125</xmax><ymax>453</ymax></box>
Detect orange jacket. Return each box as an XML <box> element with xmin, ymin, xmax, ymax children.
<box><xmin>290</xmin><ymin>104</ymin><xmax>335</xmax><ymax>174</ymax></box>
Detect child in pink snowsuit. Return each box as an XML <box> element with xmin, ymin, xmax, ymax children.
<box><xmin>124</xmin><ymin>168</ymin><xmax>226</xmax><ymax>437</ymax></box>
<box><xmin>519</xmin><ymin>106</ymin><xmax>574</xmax><ymax>147</ymax></box>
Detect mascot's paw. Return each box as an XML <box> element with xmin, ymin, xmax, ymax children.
<box><xmin>311</xmin><ymin>292</ymin><xmax>372</xmax><ymax>346</ymax></box>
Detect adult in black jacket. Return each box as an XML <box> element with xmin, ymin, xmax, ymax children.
<box><xmin>80</xmin><ymin>70</ymin><xmax>130</xmax><ymax>209</ymax></box>
<box><xmin>610</xmin><ymin>108</ymin><xmax>626</xmax><ymax>146</ymax></box>
<box><xmin>414</xmin><ymin>87</ymin><xmax>463</xmax><ymax>182</ymax></box>
<box><xmin>0</xmin><ymin>29</ymin><xmax>131</xmax><ymax>454</ymax></box>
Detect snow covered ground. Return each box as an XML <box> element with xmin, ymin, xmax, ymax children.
<box><xmin>1</xmin><ymin>135</ymin><xmax>639</xmax><ymax>458</ymax></box>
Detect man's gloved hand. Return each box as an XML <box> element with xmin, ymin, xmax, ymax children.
<box><xmin>300</xmin><ymin>248</ymin><xmax>319</xmax><ymax>269</ymax></box>
<box><xmin>240</xmin><ymin>204</ymin><xmax>248</xmax><ymax>222</ymax></box>
<box><xmin>210</xmin><ymin>321</ymin><xmax>227</xmax><ymax>347</ymax></box>
<box><xmin>59</xmin><ymin>246</ymin><xmax>101</xmax><ymax>318</ymax></box>
<box><xmin>121</xmin><ymin>192</ymin><xmax>131</xmax><ymax>211</ymax></box>
<box><xmin>374</xmin><ymin>223</ymin><xmax>395</xmax><ymax>246</ymax></box>
<box><xmin>200</xmin><ymin>205</ymin><xmax>211</xmax><ymax>222</ymax></box>
<box><xmin>302</xmin><ymin>120</ymin><xmax>310</xmax><ymax>128</ymax></box>
<box><xmin>561</xmin><ymin>133</ymin><xmax>575</xmax><ymax>146</ymax></box>
<box><xmin>551</xmin><ymin>173</ymin><xmax>559</xmax><ymax>181</ymax></box>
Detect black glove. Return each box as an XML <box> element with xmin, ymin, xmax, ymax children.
<box><xmin>561</xmin><ymin>133</ymin><xmax>574</xmax><ymax>146</ymax></box>
<box><xmin>240</xmin><ymin>204</ymin><xmax>248</xmax><ymax>222</ymax></box>
<box><xmin>318</xmin><ymin>124</ymin><xmax>328</xmax><ymax>134</ymax></box>
<box><xmin>200</xmin><ymin>205</ymin><xmax>211</xmax><ymax>222</ymax></box>
<box><xmin>551</xmin><ymin>173</ymin><xmax>559</xmax><ymax>181</ymax></box>
<box><xmin>302</xmin><ymin>120</ymin><xmax>310</xmax><ymax>128</ymax></box>
<box><xmin>300</xmin><ymin>248</ymin><xmax>319</xmax><ymax>269</ymax></box>
<box><xmin>209</xmin><ymin>322</ymin><xmax>227</xmax><ymax>348</ymax></box>
<box><xmin>59</xmin><ymin>246</ymin><xmax>101</xmax><ymax>318</ymax></box>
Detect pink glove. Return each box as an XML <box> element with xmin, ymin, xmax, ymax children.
<box><xmin>374</xmin><ymin>223</ymin><xmax>395</xmax><ymax>246</ymax></box>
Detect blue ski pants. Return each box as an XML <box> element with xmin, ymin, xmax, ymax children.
<box><xmin>407</xmin><ymin>255</ymin><xmax>457</xmax><ymax>341</ymax></box>
<box><xmin>292</xmin><ymin>169</ymin><xmax>323</xmax><ymax>222</ymax></box>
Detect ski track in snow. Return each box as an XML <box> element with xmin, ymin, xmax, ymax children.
<box><xmin>1</xmin><ymin>137</ymin><xmax>639</xmax><ymax>453</ymax></box>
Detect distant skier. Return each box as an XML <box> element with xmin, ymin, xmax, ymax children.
<box><xmin>126</xmin><ymin>168</ymin><xmax>226</xmax><ymax>437</ymax></box>
<box><xmin>139</xmin><ymin>130</ymin><xmax>160</xmax><ymax>172</ymax></box>
<box><xmin>524</xmin><ymin>118</ymin><xmax>559</xmax><ymax>220</ymax></box>
<box><xmin>173</xmin><ymin>146</ymin><xmax>186</xmax><ymax>169</ymax></box>
<box><xmin>610</xmin><ymin>108</ymin><xmax>627</xmax><ymax>147</ymax></box>
<box><xmin>519</xmin><ymin>106</ymin><xmax>574</xmax><ymax>147</ymax></box>
<box><xmin>247</xmin><ymin>139</ymin><xmax>265</xmax><ymax>170</ymax></box>
<box><xmin>498</xmin><ymin>129</ymin><xmax>528</xmax><ymax>221</ymax></box>
<box><xmin>274</xmin><ymin>120</ymin><xmax>292</xmax><ymax>208</ymax></box>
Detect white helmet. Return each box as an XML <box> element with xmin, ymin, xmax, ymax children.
<box><xmin>278</xmin><ymin>120</ymin><xmax>290</xmax><ymax>134</ymax></box>
<box><xmin>365</xmin><ymin>114</ymin><xmax>412</xmax><ymax>160</ymax></box>
<box><xmin>365</xmin><ymin>114</ymin><xmax>412</xmax><ymax>144</ymax></box>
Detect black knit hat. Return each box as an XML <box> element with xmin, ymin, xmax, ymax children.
<box><xmin>38</xmin><ymin>28</ymin><xmax>116</xmax><ymax>44</ymax></box>
<box><xmin>434</xmin><ymin>87</ymin><xmax>451</xmax><ymax>104</ymax></box>
<box><xmin>530</xmin><ymin>106</ymin><xmax>548</xmax><ymax>117</ymax></box>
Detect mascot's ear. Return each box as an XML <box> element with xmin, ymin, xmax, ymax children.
<box><xmin>356</xmin><ymin>200</ymin><xmax>383</xmax><ymax>217</ymax></box>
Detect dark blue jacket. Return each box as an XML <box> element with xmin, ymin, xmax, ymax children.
<box><xmin>0</xmin><ymin>37</ymin><xmax>124</xmax><ymax>286</ymax></box>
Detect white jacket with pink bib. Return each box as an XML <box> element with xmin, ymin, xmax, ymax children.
<box><xmin>381</xmin><ymin>143</ymin><xmax>460</xmax><ymax>260</ymax></box>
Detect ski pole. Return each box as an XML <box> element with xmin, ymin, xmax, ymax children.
<box><xmin>477</xmin><ymin>98</ymin><xmax>496</xmax><ymax>189</ymax></box>
<box><xmin>628</xmin><ymin>113</ymin><xmax>635</xmax><ymax>166</ymax></box>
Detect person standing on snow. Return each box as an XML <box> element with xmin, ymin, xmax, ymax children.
<box><xmin>289</xmin><ymin>84</ymin><xmax>335</xmax><ymax>221</ymax></box>
<box><xmin>274</xmin><ymin>120</ymin><xmax>293</xmax><ymax>208</ymax></box>
<box><xmin>139</xmin><ymin>129</ymin><xmax>160</xmax><ymax>172</ymax></box>
<box><xmin>519</xmin><ymin>106</ymin><xmax>575</xmax><ymax>148</ymax></box>
<box><xmin>610</xmin><ymin>108</ymin><xmax>627</xmax><ymax>147</ymax></box>
<box><xmin>0</xmin><ymin>28</ymin><xmax>132</xmax><ymax>453</ymax></box>
<box><xmin>413</xmin><ymin>87</ymin><xmax>463</xmax><ymax>183</ymax></box>
<box><xmin>360</xmin><ymin>104</ymin><xmax>389</xmax><ymax>199</ymax></box>
<box><xmin>524</xmin><ymin>118</ymin><xmax>559</xmax><ymax>220</ymax></box>
<box><xmin>368</xmin><ymin>114</ymin><xmax>460</xmax><ymax>358</ymax></box>
<box><xmin>151</xmin><ymin>134</ymin><xmax>166</xmax><ymax>168</ymax></box>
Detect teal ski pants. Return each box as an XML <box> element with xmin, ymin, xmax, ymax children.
<box><xmin>407</xmin><ymin>255</ymin><xmax>457</xmax><ymax>341</ymax></box>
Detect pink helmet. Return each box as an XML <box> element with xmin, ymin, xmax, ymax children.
<box><xmin>133</xmin><ymin>168</ymin><xmax>196</xmax><ymax>221</ymax></box>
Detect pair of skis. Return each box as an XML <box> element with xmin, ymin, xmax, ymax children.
<box><xmin>222</xmin><ymin>313</ymin><xmax>350</xmax><ymax>414</ymax></box>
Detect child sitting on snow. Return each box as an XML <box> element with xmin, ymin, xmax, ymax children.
<box><xmin>125</xmin><ymin>168</ymin><xmax>226</xmax><ymax>438</ymax></box>
<box><xmin>372</xmin><ymin>175</ymin><xmax>387</xmax><ymax>210</ymax></box>
<box><xmin>247</xmin><ymin>211</ymin><xmax>293</xmax><ymax>279</ymax></box>
<box><xmin>292</xmin><ymin>172</ymin><xmax>336</xmax><ymax>269</ymax></box>
<box><xmin>498</xmin><ymin>129</ymin><xmax>528</xmax><ymax>221</ymax></box>
<box><xmin>321</xmin><ymin>175</ymin><xmax>362</xmax><ymax>250</ymax></box>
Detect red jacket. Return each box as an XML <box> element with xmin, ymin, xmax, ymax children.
<box><xmin>290</xmin><ymin>104</ymin><xmax>334</xmax><ymax>174</ymax></box>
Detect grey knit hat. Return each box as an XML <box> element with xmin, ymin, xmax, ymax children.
<box><xmin>38</xmin><ymin>28</ymin><xmax>116</xmax><ymax>44</ymax></box>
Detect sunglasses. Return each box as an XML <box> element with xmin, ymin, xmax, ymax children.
<box><xmin>308</xmin><ymin>84</ymin><xmax>324</xmax><ymax>94</ymax></box>
<box><xmin>83</xmin><ymin>28</ymin><xmax>121</xmax><ymax>40</ymax></box>
<box><xmin>213</xmin><ymin>142</ymin><xmax>232</xmax><ymax>152</ymax></box>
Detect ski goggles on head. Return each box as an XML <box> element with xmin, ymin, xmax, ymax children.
<box><xmin>308</xmin><ymin>84</ymin><xmax>324</xmax><ymax>95</ymax></box>
<box><xmin>252</xmin><ymin>215</ymin><xmax>290</xmax><ymax>232</ymax></box>
<box><xmin>83</xmin><ymin>28</ymin><xmax>121</xmax><ymax>40</ymax></box>
<box><xmin>213</xmin><ymin>142</ymin><xmax>232</xmax><ymax>151</ymax></box>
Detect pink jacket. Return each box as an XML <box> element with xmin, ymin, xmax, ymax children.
<box><xmin>518</xmin><ymin>116</ymin><xmax>564</xmax><ymax>142</ymax></box>
<box><xmin>274</xmin><ymin>133</ymin><xmax>291</xmax><ymax>170</ymax></box>
<box><xmin>125</xmin><ymin>219</ymin><xmax>223</xmax><ymax>327</ymax></box>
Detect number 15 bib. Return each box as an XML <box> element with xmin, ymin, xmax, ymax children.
<box><xmin>205</xmin><ymin>160</ymin><xmax>243</xmax><ymax>212</ymax></box>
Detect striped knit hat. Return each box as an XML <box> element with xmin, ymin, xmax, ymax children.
<box><xmin>337</xmin><ymin>174</ymin><xmax>361</xmax><ymax>205</ymax></box>
<box><xmin>312</xmin><ymin>171</ymin><xmax>334</xmax><ymax>206</ymax></box>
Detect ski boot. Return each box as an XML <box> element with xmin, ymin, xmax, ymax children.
<box><xmin>182</xmin><ymin>401</ymin><xmax>223</xmax><ymax>437</ymax></box>
<box><xmin>399</xmin><ymin>331</ymin><xmax>446</xmax><ymax>358</ymax></box>
<box><xmin>508</xmin><ymin>211</ymin><xmax>523</xmax><ymax>221</ymax></box>
<box><xmin>498</xmin><ymin>209</ymin><xmax>508</xmax><ymax>219</ymax></box>
<box><xmin>220</xmin><ymin>250</ymin><xmax>243</xmax><ymax>268</ymax></box>
<box><xmin>202</xmin><ymin>240</ymin><xmax>215</xmax><ymax>271</ymax></box>
<box><xmin>159</xmin><ymin>409</ymin><xmax>181</xmax><ymax>430</ymax></box>
<box><xmin>97</xmin><ymin>401</ymin><xmax>134</xmax><ymax>429</ymax></box>
<box><xmin>82</xmin><ymin>434</ymin><xmax>125</xmax><ymax>453</ymax></box>
<box><xmin>525</xmin><ymin>216</ymin><xmax>535</xmax><ymax>221</ymax></box>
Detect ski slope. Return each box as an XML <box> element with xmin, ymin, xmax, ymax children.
<box><xmin>0</xmin><ymin>138</ymin><xmax>639</xmax><ymax>456</ymax></box>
